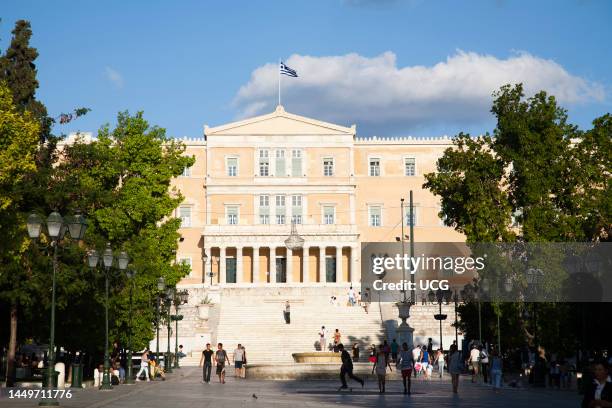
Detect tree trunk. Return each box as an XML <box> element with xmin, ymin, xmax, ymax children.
<box><xmin>6</xmin><ymin>303</ymin><xmax>17</xmax><ymax>387</ymax></box>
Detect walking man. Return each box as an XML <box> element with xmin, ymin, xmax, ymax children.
<box><xmin>199</xmin><ymin>343</ymin><xmax>213</xmax><ymax>384</ymax></box>
<box><xmin>233</xmin><ymin>343</ymin><xmax>245</xmax><ymax>379</ymax></box>
<box><xmin>215</xmin><ymin>343</ymin><xmax>228</xmax><ymax>384</ymax></box>
<box><xmin>338</xmin><ymin>344</ymin><xmax>364</xmax><ymax>390</ymax></box>
<box><xmin>319</xmin><ymin>326</ymin><xmax>327</xmax><ymax>351</ymax></box>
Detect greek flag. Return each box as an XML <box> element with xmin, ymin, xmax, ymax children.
<box><xmin>280</xmin><ymin>62</ymin><xmax>298</xmax><ymax>77</ymax></box>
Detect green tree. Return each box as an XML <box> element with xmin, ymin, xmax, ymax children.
<box><xmin>0</xmin><ymin>83</ymin><xmax>40</xmax><ymax>386</ymax></box>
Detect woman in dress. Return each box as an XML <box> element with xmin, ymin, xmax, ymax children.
<box><xmin>371</xmin><ymin>345</ymin><xmax>392</xmax><ymax>393</ymax></box>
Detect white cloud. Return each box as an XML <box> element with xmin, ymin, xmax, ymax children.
<box><xmin>104</xmin><ymin>66</ymin><xmax>124</xmax><ymax>89</ymax></box>
<box><xmin>233</xmin><ymin>51</ymin><xmax>605</xmax><ymax>135</ymax></box>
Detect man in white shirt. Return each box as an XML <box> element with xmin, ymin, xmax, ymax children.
<box><xmin>348</xmin><ymin>287</ymin><xmax>356</xmax><ymax>306</ymax></box>
<box><xmin>319</xmin><ymin>326</ymin><xmax>327</xmax><ymax>351</ymax></box>
<box><xmin>468</xmin><ymin>345</ymin><xmax>480</xmax><ymax>383</ymax></box>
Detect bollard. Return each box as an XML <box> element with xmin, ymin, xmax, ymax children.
<box><xmin>42</xmin><ymin>370</ymin><xmax>59</xmax><ymax>388</ymax></box>
<box><xmin>71</xmin><ymin>364</ymin><xmax>83</xmax><ymax>388</ymax></box>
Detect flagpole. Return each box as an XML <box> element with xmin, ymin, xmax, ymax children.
<box><xmin>278</xmin><ymin>58</ymin><xmax>281</xmax><ymax>107</ymax></box>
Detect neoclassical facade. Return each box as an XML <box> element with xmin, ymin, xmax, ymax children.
<box><xmin>173</xmin><ymin>105</ymin><xmax>464</xmax><ymax>287</ymax></box>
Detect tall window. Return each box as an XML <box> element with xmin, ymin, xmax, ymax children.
<box><xmin>227</xmin><ymin>157</ymin><xmax>238</xmax><ymax>177</ymax></box>
<box><xmin>369</xmin><ymin>206</ymin><xmax>381</xmax><ymax>227</ymax></box>
<box><xmin>369</xmin><ymin>158</ymin><xmax>380</xmax><ymax>176</ymax></box>
<box><xmin>275</xmin><ymin>195</ymin><xmax>286</xmax><ymax>224</ymax></box>
<box><xmin>323</xmin><ymin>206</ymin><xmax>335</xmax><ymax>224</ymax></box>
<box><xmin>404</xmin><ymin>158</ymin><xmax>416</xmax><ymax>176</ymax></box>
<box><xmin>291</xmin><ymin>195</ymin><xmax>303</xmax><ymax>224</ymax></box>
<box><xmin>291</xmin><ymin>149</ymin><xmax>303</xmax><ymax>177</ymax></box>
<box><xmin>275</xmin><ymin>150</ymin><xmax>286</xmax><ymax>176</ymax></box>
<box><xmin>226</xmin><ymin>206</ymin><xmax>239</xmax><ymax>225</ymax></box>
<box><xmin>179</xmin><ymin>206</ymin><xmax>191</xmax><ymax>227</ymax></box>
<box><xmin>405</xmin><ymin>208</ymin><xmax>417</xmax><ymax>227</ymax></box>
<box><xmin>259</xmin><ymin>150</ymin><xmax>269</xmax><ymax>176</ymax></box>
<box><xmin>323</xmin><ymin>158</ymin><xmax>334</xmax><ymax>177</ymax></box>
<box><xmin>181</xmin><ymin>166</ymin><xmax>191</xmax><ymax>177</ymax></box>
<box><xmin>259</xmin><ymin>195</ymin><xmax>270</xmax><ymax>224</ymax></box>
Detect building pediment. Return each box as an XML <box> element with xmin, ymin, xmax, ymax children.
<box><xmin>204</xmin><ymin>105</ymin><xmax>355</xmax><ymax>136</ymax></box>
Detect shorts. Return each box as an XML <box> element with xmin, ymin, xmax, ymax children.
<box><xmin>216</xmin><ymin>363</ymin><xmax>225</xmax><ymax>374</ymax></box>
<box><xmin>421</xmin><ymin>362</ymin><xmax>429</xmax><ymax>370</ymax></box>
<box><xmin>235</xmin><ymin>361</ymin><xmax>243</xmax><ymax>369</ymax></box>
<box><xmin>401</xmin><ymin>368</ymin><xmax>412</xmax><ymax>377</ymax></box>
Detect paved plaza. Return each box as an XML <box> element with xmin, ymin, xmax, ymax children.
<box><xmin>1</xmin><ymin>368</ymin><xmax>581</xmax><ymax>408</ymax></box>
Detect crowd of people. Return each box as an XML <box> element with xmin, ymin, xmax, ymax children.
<box><xmin>198</xmin><ymin>343</ymin><xmax>246</xmax><ymax>384</ymax></box>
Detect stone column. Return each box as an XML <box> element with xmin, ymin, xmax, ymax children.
<box><xmin>302</xmin><ymin>247</ymin><xmax>310</xmax><ymax>283</ymax></box>
<box><xmin>286</xmin><ymin>248</ymin><xmax>293</xmax><ymax>284</ymax></box>
<box><xmin>319</xmin><ymin>246</ymin><xmax>326</xmax><ymax>283</ymax></box>
<box><xmin>252</xmin><ymin>246</ymin><xmax>260</xmax><ymax>283</ymax></box>
<box><xmin>269</xmin><ymin>247</ymin><xmax>276</xmax><ymax>284</ymax></box>
<box><xmin>204</xmin><ymin>246</ymin><xmax>212</xmax><ymax>284</ymax></box>
<box><xmin>236</xmin><ymin>246</ymin><xmax>243</xmax><ymax>284</ymax></box>
<box><xmin>351</xmin><ymin>245</ymin><xmax>360</xmax><ymax>283</ymax></box>
<box><xmin>219</xmin><ymin>246</ymin><xmax>226</xmax><ymax>284</ymax></box>
<box><xmin>335</xmin><ymin>246</ymin><xmax>343</xmax><ymax>283</ymax></box>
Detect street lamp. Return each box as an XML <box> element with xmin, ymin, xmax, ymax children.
<box><xmin>164</xmin><ymin>288</ymin><xmax>174</xmax><ymax>373</ymax></box>
<box><xmin>124</xmin><ymin>266</ymin><xmax>135</xmax><ymax>385</ymax></box>
<box><xmin>429</xmin><ymin>289</ymin><xmax>448</xmax><ymax>350</ymax></box>
<box><xmin>453</xmin><ymin>289</ymin><xmax>460</xmax><ymax>348</ymax></box>
<box><xmin>87</xmin><ymin>243</ymin><xmax>128</xmax><ymax>390</ymax></box>
<box><xmin>27</xmin><ymin>211</ymin><xmax>87</xmax><ymax>407</ymax></box>
<box><xmin>156</xmin><ymin>277</ymin><xmax>166</xmax><ymax>365</ymax></box>
<box><xmin>173</xmin><ymin>290</ymin><xmax>189</xmax><ymax>369</ymax></box>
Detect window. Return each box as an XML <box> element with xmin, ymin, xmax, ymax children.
<box><xmin>323</xmin><ymin>206</ymin><xmax>335</xmax><ymax>224</ymax></box>
<box><xmin>404</xmin><ymin>158</ymin><xmax>416</xmax><ymax>176</ymax></box>
<box><xmin>369</xmin><ymin>158</ymin><xmax>380</xmax><ymax>176</ymax></box>
<box><xmin>181</xmin><ymin>166</ymin><xmax>191</xmax><ymax>177</ymax></box>
<box><xmin>369</xmin><ymin>206</ymin><xmax>381</xmax><ymax>227</ymax></box>
<box><xmin>291</xmin><ymin>195</ymin><xmax>303</xmax><ymax>224</ymax></box>
<box><xmin>227</xmin><ymin>157</ymin><xmax>238</xmax><ymax>177</ymax></box>
<box><xmin>259</xmin><ymin>195</ymin><xmax>270</xmax><ymax>224</ymax></box>
<box><xmin>258</xmin><ymin>150</ymin><xmax>269</xmax><ymax>176</ymax></box>
<box><xmin>226</xmin><ymin>206</ymin><xmax>238</xmax><ymax>225</ymax></box>
<box><xmin>275</xmin><ymin>195</ymin><xmax>286</xmax><ymax>224</ymax></box>
<box><xmin>405</xmin><ymin>209</ymin><xmax>417</xmax><ymax>227</ymax></box>
<box><xmin>291</xmin><ymin>149</ymin><xmax>303</xmax><ymax>177</ymax></box>
<box><xmin>275</xmin><ymin>150</ymin><xmax>286</xmax><ymax>175</ymax></box>
<box><xmin>179</xmin><ymin>206</ymin><xmax>191</xmax><ymax>227</ymax></box>
<box><xmin>323</xmin><ymin>158</ymin><xmax>334</xmax><ymax>177</ymax></box>
<box><xmin>178</xmin><ymin>257</ymin><xmax>192</xmax><ymax>277</ymax></box>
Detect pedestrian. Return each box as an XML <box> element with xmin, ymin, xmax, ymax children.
<box><xmin>199</xmin><ymin>343</ymin><xmax>214</xmax><ymax>384</ymax></box>
<box><xmin>480</xmin><ymin>345</ymin><xmax>490</xmax><ymax>384</ymax></box>
<box><xmin>490</xmin><ymin>349</ymin><xmax>503</xmax><ymax>392</ymax></box>
<box><xmin>581</xmin><ymin>360</ymin><xmax>612</xmax><ymax>408</ymax></box>
<box><xmin>368</xmin><ymin>344</ymin><xmax>377</xmax><ymax>363</ymax></box>
<box><xmin>338</xmin><ymin>344</ymin><xmax>364</xmax><ymax>390</ymax></box>
<box><xmin>240</xmin><ymin>345</ymin><xmax>247</xmax><ymax>379</ymax></box>
<box><xmin>348</xmin><ymin>286</ymin><xmax>357</xmax><ymax>306</ymax></box>
<box><xmin>421</xmin><ymin>346</ymin><xmax>431</xmax><ymax>379</ymax></box>
<box><xmin>372</xmin><ymin>345</ymin><xmax>392</xmax><ymax>393</ymax></box>
<box><xmin>362</xmin><ymin>288</ymin><xmax>370</xmax><ymax>314</ymax></box>
<box><xmin>284</xmin><ymin>301</ymin><xmax>291</xmax><ymax>324</ymax></box>
<box><xmin>412</xmin><ymin>344</ymin><xmax>421</xmax><ymax>378</ymax></box>
<box><xmin>449</xmin><ymin>344</ymin><xmax>463</xmax><ymax>394</ymax></box>
<box><xmin>398</xmin><ymin>342</ymin><xmax>413</xmax><ymax>395</ymax></box>
<box><xmin>136</xmin><ymin>349</ymin><xmax>150</xmax><ymax>381</ymax></box>
<box><xmin>427</xmin><ymin>337</ymin><xmax>434</xmax><ymax>354</ymax></box>
<box><xmin>468</xmin><ymin>344</ymin><xmax>480</xmax><ymax>383</ymax></box>
<box><xmin>352</xmin><ymin>343</ymin><xmax>360</xmax><ymax>362</ymax></box>
<box><xmin>333</xmin><ymin>329</ymin><xmax>342</xmax><ymax>352</ymax></box>
<box><xmin>391</xmin><ymin>339</ymin><xmax>399</xmax><ymax>363</ymax></box>
<box><xmin>383</xmin><ymin>340</ymin><xmax>391</xmax><ymax>362</ymax></box>
<box><xmin>215</xmin><ymin>343</ymin><xmax>228</xmax><ymax>384</ymax></box>
<box><xmin>435</xmin><ymin>348</ymin><xmax>445</xmax><ymax>378</ymax></box>
<box><xmin>177</xmin><ymin>345</ymin><xmax>186</xmax><ymax>359</ymax></box>
<box><xmin>319</xmin><ymin>326</ymin><xmax>327</xmax><ymax>351</ymax></box>
<box><xmin>233</xmin><ymin>343</ymin><xmax>244</xmax><ymax>379</ymax></box>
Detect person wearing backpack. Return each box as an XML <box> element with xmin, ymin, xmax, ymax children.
<box><xmin>215</xmin><ymin>343</ymin><xmax>229</xmax><ymax>384</ymax></box>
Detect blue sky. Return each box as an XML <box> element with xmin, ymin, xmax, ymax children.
<box><xmin>2</xmin><ymin>0</ymin><xmax>611</xmax><ymax>138</ymax></box>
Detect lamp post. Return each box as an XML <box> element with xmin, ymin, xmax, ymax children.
<box><xmin>173</xmin><ymin>290</ymin><xmax>189</xmax><ymax>369</ymax></box>
<box><xmin>156</xmin><ymin>277</ymin><xmax>165</xmax><ymax>363</ymax></box>
<box><xmin>27</xmin><ymin>211</ymin><xmax>87</xmax><ymax>407</ymax></box>
<box><xmin>164</xmin><ymin>289</ymin><xmax>174</xmax><ymax>373</ymax></box>
<box><xmin>429</xmin><ymin>289</ymin><xmax>448</xmax><ymax>350</ymax></box>
<box><xmin>124</xmin><ymin>267</ymin><xmax>136</xmax><ymax>384</ymax></box>
<box><xmin>395</xmin><ymin>197</ymin><xmax>414</xmax><ymax>349</ymax></box>
<box><xmin>453</xmin><ymin>289</ymin><xmax>460</xmax><ymax>349</ymax></box>
<box><xmin>87</xmin><ymin>244</ymin><xmax>128</xmax><ymax>390</ymax></box>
